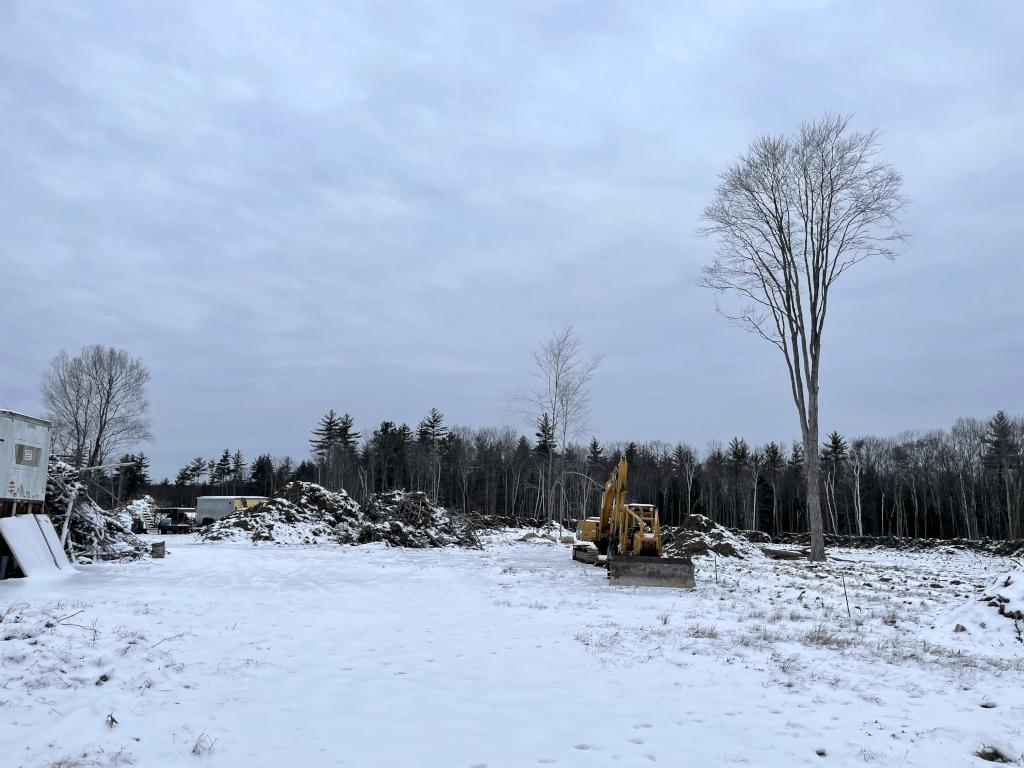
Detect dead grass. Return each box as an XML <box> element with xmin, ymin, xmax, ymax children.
<box><xmin>686</xmin><ymin>624</ymin><xmax>719</xmax><ymax>639</ymax></box>
<box><xmin>802</xmin><ymin>623</ymin><xmax>856</xmax><ymax>649</ymax></box>
<box><xmin>191</xmin><ymin>731</ymin><xmax>217</xmax><ymax>756</ymax></box>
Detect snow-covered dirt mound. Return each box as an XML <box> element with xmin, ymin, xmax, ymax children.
<box><xmin>939</xmin><ymin>567</ymin><xmax>1024</xmax><ymax>645</ymax></box>
<box><xmin>201</xmin><ymin>482</ymin><xmax>477</xmax><ymax>548</ymax></box>
<box><xmin>662</xmin><ymin>514</ymin><xmax>766</xmax><ymax>559</ymax></box>
<box><xmin>981</xmin><ymin>569</ymin><xmax>1024</xmax><ymax>624</ymax></box>
<box><xmin>45</xmin><ymin>460</ymin><xmax>147</xmax><ymax>562</ymax></box>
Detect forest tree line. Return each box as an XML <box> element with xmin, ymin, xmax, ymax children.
<box><xmin>129</xmin><ymin>407</ymin><xmax>1024</xmax><ymax>541</ymax></box>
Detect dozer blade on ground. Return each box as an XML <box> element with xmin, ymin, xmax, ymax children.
<box><xmin>607</xmin><ymin>555</ymin><xmax>695</xmax><ymax>588</ymax></box>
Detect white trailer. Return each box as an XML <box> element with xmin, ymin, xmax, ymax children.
<box><xmin>0</xmin><ymin>410</ymin><xmax>60</xmax><ymax>579</ymax></box>
<box><xmin>0</xmin><ymin>410</ymin><xmax>52</xmax><ymax>516</ymax></box>
<box><xmin>196</xmin><ymin>495</ymin><xmax>267</xmax><ymax>524</ymax></box>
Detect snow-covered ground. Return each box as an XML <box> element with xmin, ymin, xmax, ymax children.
<box><xmin>1</xmin><ymin>535</ymin><xmax>1021</xmax><ymax>767</ymax></box>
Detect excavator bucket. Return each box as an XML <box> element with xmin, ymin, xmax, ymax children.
<box><xmin>607</xmin><ymin>554</ymin><xmax>696</xmax><ymax>588</ymax></box>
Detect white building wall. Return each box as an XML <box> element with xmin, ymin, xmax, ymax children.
<box><xmin>0</xmin><ymin>411</ymin><xmax>52</xmax><ymax>503</ymax></box>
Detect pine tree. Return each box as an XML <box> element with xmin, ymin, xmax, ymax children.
<box><xmin>114</xmin><ymin>452</ymin><xmax>150</xmax><ymax>501</ymax></box>
<box><xmin>250</xmin><ymin>454</ymin><xmax>275</xmax><ymax>496</ymax></box>
<box><xmin>213</xmin><ymin>449</ymin><xmax>232</xmax><ymax>488</ymax></box>
<box><xmin>534</xmin><ymin>414</ymin><xmax>556</xmax><ymax>456</ymax></box>
<box><xmin>821</xmin><ymin>431</ymin><xmax>848</xmax><ymax>465</ymax></box>
<box><xmin>788</xmin><ymin>442</ymin><xmax>804</xmax><ymax>472</ymax></box>
<box><xmin>338</xmin><ymin>413</ymin><xmax>360</xmax><ymax>451</ymax></box>
<box><xmin>275</xmin><ymin>456</ymin><xmax>295</xmax><ymax>488</ymax></box>
<box><xmin>417</xmin><ymin>408</ymin><xmax>448</xmax><ymax>501</ymax></box>
<box><xmin>310</xmin><ymin>410</ymin><xmax>342</xmax><ymax>460</ymax></box>
<box><xmin>587</xmin><ymin>437</ymin><xmax>603</xmax><ymax>467</ymax></box>
<box><xmin>983</xmin><ymin>410</ymin><xmax>1022</xmax><ymax>536</ymax></box>
<box><xmin>762</xmin><ymin>442</ymin><xmax>785</xmax><ymax>534</ymax></box>
<box><xmin>417</xmin><ymin>408</ymin><xmax>448</xmax><ymax>446</ymax></box>
<box><xmin>231</xmin><ymin>450</ymin><xmax>246</xmax><ymax>492</ymax></box>
<box><xmin>293</xmin><ymin>459</ymin><xmax>318</xmax><ymax>482</ymax></box>
<box><xmin>187</xmin><ymin>457</ymin><xmax>208</xmax><ymax>484</ymax></box>
<box><xmin>727</xmin><ymin>437</ymin><xmax>750</xmax><ymax>467</ymax></box>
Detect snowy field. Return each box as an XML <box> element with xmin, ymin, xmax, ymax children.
<box><xmin>1</xmin><ymin>535</ymin><xmax>1021</xmax><ymax>767</ymax></box>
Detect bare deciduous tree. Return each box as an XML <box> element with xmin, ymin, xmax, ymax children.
<box><xmin>698</xmin><ymin>114</ymin><xmax>907</xmax><ymax>561</ymax></box>
<box><xmin>511</xmin><ymin>326</ymin><xmax>602</xmax><ymax>522</ymax></box>
<box><xmin>42</xmin><ymin>345</ymin><xmax>153</xmax><ymax>468</ymax></box>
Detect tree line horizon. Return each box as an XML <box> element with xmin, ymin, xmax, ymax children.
<box><xmin>117</xmin><ymin>405</ymin><xmax>1023</xmax><ymax>542</ymax></box>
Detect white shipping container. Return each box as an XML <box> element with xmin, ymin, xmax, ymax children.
<box><xmin>0</xmin><ymin>410</ymin><xmax>52</xmax><ymax>503</ymax></box>
<box><xmin>196</xmin><ymin>495</ymin><xmax>267</xmax><ymax>523</ymax></box>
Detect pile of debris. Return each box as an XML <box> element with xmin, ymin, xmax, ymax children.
<box><xmin>774</xmin><ymin>531</ymin><xmax>1024</xmax><ymax>557</ymax></box>
<box><xmin>980</xmin><ymin>569</ymin><xmax>1023</xmax><ymax>636</ymax></box>
<box><xmin>662</xmin><ymin>514</ymin><xmax>766</xmax><ymax>559</ymax></box>
<box><xmin>357</xmin><ymin>490</ymin><xmax>476</xmax><ymax>547</ymax></box>
<box><xmin>201</xmin><ymin>482</ymin><xmax>477</xmax><ymax>548</ymax></box>
<box><xmin>944</xmin><ymin>567</ymin><xmax>1024</xmax><ymax>644</ymax></box>
<box><xmin>45</xmin><ymin>459</ymin><xmax>147</xmax><ymax>563</ymax></box>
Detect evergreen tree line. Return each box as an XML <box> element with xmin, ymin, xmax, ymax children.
<box><xmin>143</xmin><ymin>409</ymin><xmax>1023</xmax><ymax>540</ymax></box>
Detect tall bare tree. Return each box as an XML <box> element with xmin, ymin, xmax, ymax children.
<box><xmin>698</xmin><ymin>114</ymin><xmax>906</xmax><ymax>560</ymax></box>
<box><xmin>42</xmin><ymin>344</ymin><xmax>153</xmax><ymax>468</ymax></box>
<box><xmin>511</xmin><ymin>326</ymin><xmax>602</xmax><ymax>522</ymax></box>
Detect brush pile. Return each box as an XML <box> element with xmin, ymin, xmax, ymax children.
<box><xmin>662</xmin><ymin>514</ymin><xmax>765</xmax><ymax>559</ymax></box>
<box><xmin>45</xmin><ymin>459</ymin><xmax>148</xmax><ymax>562</ymax></box>
<box><xmin>201</xmin><ymin>482</ymin><xmax>477</xmax><ymax>548</ymax></box>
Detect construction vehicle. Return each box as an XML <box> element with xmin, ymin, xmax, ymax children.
<box><xmin>572</xmin><ymin>457</ymin><xmax>694</xmax><ymax>588</ymax></box>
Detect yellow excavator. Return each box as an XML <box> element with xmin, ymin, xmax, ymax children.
<box><xmin>572</xmin><ymin>457</ymin><xmax>695</xmax><ymax>588</ymax></box>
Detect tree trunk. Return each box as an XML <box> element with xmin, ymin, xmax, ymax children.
<box><xmin>803</xmin><ymin>425</ymin><xmax>826</xmax><ymax>561</ymax></box>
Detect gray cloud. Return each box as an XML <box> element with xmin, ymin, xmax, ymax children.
<box><xmin>2</xmin><ymin>0</ymin><xmax>1022</xmax><ymax>477</ymax></box>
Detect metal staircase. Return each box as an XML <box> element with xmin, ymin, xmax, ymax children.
<box><xmin>138</xmin><ymin>507</ymin><xmax>159</xmax><ymax>534</ymax></box>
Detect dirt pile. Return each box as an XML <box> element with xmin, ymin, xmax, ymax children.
<box><xmin>201</xmin><ymin>482</ymin><xmax>477</xmax><ymax>548</ymax></box>
<box><xmin>45</xmin><ymin>460</ymin><xmax>148</xmax><ymax>562</ymax></box>
<box><xmin>662</xmin><ymin>514</ymin><xmax>765</xmax><ymax>559</ymax></box>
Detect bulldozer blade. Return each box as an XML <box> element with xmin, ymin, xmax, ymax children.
<box><xmin>607</xmin><ymin>555</ymin><xmax>695</xmax><ymax>588</ymax></box>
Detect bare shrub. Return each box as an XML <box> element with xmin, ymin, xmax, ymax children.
<box><xmin>191</xmin><ymin>732</ymin><xmax>216</xmax><ymax>756</ymax></box>
<box><xmin>802</xmin><ymin>624</ymin><xmax>854</xmax><ymax>649</ymax></box>
<box><xmin>687</xmin><ymin>624</ymin><xmax>719</xmax><ymax>639</ymax></box>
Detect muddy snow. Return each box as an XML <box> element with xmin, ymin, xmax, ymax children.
<box><xmin>1</xmin><ymin>536</ymin><xmax>1022</xmax><ymax>767</ymax></box>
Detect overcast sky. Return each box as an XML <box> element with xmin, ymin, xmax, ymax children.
<box><xmin>3</xmin><ymin>1</ymin><xmax>1022</xmax><ymax>478</ymax></box>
